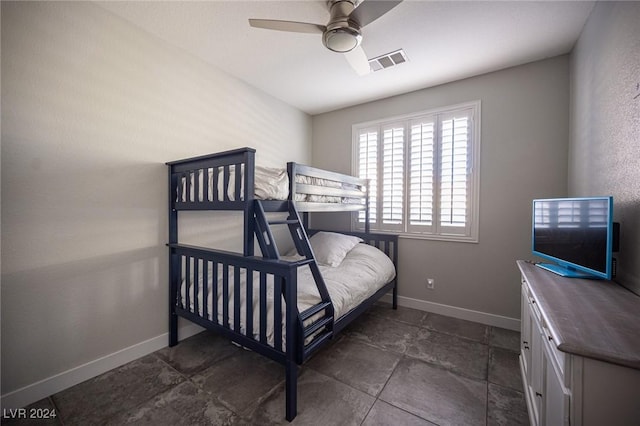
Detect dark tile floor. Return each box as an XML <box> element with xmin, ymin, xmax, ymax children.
<box><xmin>6</xmin><ymin>304</ymin><xmax>529</xmax><ymax>425</ymax></box>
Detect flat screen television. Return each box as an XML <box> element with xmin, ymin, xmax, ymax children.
<box><xmin>532</xmin><ymin>196</ymin><xmax>616</xmax><ymax>280</ymax></box>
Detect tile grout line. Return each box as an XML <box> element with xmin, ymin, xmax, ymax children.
<box><xmin>48</xmin><ymin>396</ymin><xmax>65</xmax><ymax>426</ymax></box>
<box><xmin>111</xmin><ymin>354</ymin><xmax>194</xmax><ymax>425</ymax></box>
<box><xmin>486</xmin><ymin>341</ymin><xmax>491</xmax><ymax>426</ymax></box>
<box><xmin>357</xmin><ymin>350</ymin><xmax>402</xmax><ymax>426</ymax></box>
<box><xmin>362</xmin><ymin>307</ymin><xmax>506</xmax><ymax>425</ymax></box>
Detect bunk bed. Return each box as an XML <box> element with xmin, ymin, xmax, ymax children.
<box><xmin>166</xmin><ymin>147</ymin><xmax>398</xmax><ymax>421</ymax></box>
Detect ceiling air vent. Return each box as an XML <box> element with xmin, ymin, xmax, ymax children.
<box><xmin>368</xmin><ymin>49</ymin><xmax>408</xmax><ymax>72</ymax></box>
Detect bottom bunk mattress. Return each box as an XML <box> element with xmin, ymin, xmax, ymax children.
<box><xmin>178</xmin><ymin>233</ymin><xmax>395</xmax><ymax>348</ymax></box>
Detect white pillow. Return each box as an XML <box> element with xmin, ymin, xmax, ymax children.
<box><xmin>309</xmin><ymin>232</ymin><xmax>363</xmax><ymax>267</ymax></box>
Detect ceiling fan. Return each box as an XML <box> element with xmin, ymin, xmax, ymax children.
<box><xmin>249</xmin><ymin>0</ymin><xmax>403</xmax><ymax>75</ymax></box>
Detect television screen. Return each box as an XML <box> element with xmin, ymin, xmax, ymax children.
<box><xmin>532</xmin><ymin>197</ymin><xmax>613</xmax><ymax>279</ymax></box>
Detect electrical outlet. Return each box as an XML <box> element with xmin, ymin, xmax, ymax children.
<box><xmin>427</xmin><ymin>278</ymin><xmax>435</xmax><ymax>289</ymax></box>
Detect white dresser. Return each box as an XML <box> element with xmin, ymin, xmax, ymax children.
<box><xmin>517</xmin><ymin>260</ymin><xmax>640</xmax><ymax>426</ymax></box>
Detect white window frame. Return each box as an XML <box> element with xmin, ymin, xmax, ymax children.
<box><xmin>352</xmin><ymin>100</ymin><xmax>481</xmax><ymax>243</ymax></box>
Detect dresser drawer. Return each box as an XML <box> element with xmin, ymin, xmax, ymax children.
<box><xmin>522</xmin><ymin>278</ymin><xmax>543</xmax><ymax>324</ymax></box>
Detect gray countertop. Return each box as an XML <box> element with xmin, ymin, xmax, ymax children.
<box><xmin>517</xmin><ymin>260</ymin><xmax>640</xmax><ymax>370</ymax></box>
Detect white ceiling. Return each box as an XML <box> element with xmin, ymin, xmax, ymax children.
<box><xmin>98</xmin><ymin>0</ymin><xmax>595</xmax><ymax>115</ymax></box>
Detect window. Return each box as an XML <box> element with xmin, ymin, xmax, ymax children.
<box><xmin>353</xmin><ymin>101</ymin><xmax>480</xmax><ymax>242</ymax></box>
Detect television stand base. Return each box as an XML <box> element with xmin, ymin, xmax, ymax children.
<box><xmin>536</xmin><ymin>263</ymin><xmax>603</xmax><ymax>279</ymax></box>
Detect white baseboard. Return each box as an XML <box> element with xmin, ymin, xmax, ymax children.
<box><xmin>1</xmin><ymin>323</ymin><xmax>203</xmax><ymax>410</ymax></box>
<box><xmin>382</xmin><ymin>294</ymin><xmax>520</xmax><ymax>331</ymax></box>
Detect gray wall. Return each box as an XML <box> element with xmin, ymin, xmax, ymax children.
<box><xmin>1</xmin><ymin>2</ymin><xmax>311</xmax><ymax>396</ymax></box>
<box><xmin>569</xmin><ymin>1</ymin><xmax>640</xmax><ymax>295</ymax></box>
<box><xmin>312</xmin><ymin>57</ymin><xmax>570</xmax><ymax>322</ymax></box>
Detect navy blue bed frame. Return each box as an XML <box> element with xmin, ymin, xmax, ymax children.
<box><xmin>167</xmin><ymin>147</ymin><xmax>398</xmax><ymax>421</ymax></box>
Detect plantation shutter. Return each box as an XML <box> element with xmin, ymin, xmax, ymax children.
<box><xmin>353</xmin><ymin>101</ymin><xmax>479</xmax><ymax>241</ymax></box>
<box><xmin>381</xmin><ymin>123</ymin><xmax>405</xmax><ymax>230</ymax></box>
<box><xmin>439</xmin><ymin>109</ymin><xmax>472</xmax><ymax>235</ymax></box>
<box><xmin>408</xmin><ymin>118</ymin><xmax>435</xmax><ymax>233</ymax></box>
<box><xmin>357</xmin><ymin>128</ymin><xmax>378</xmax><ymax>224</ymax></box>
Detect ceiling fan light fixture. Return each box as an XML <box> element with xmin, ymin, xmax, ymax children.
<box><xmin>248</xmin><ymin>0</ymin><xmax>404</xmax><ymax>74</ymax></box>
<box><xmin>323</xmin><ymin>26</ymin><xmax>362</xmax><ymax>52</ymax></box>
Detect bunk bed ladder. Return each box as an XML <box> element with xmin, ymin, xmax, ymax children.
<box><xmin>254</xmin><ymin>200</ymin><xmax>334</xmax><ymax>360</ymax></box>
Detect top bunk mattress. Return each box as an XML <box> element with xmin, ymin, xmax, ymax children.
<box><xmin>178</xmin><ymin>165</ymin><xmax>366</xmax><ymax>205</ymax></box>
<box><xmin>179</xmin><ymin>165</ymin><xmax>289</xmax><ymax>202</ymax></box>
<box><xmin>169</xmin><ymin>148</ymin><xmax>368</xmax><ymax>212</ymax></box>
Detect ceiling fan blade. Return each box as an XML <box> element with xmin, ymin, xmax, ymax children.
<box><xmin>248</xmin><ymin>19</ymin><xmax>325</xmax><ymax>34</ymax></box>
<box><xmin>344</xmin><ymin>45</ymin><xmax>371</xmax><ymax>76</ymax></box>
<box><xmin>350</xmin><ymin>0</ymin><xmax>403</xmax><ymax>28</ymax></box>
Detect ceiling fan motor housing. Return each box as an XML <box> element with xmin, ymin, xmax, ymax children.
<box><xmin>323</xmin><ymin>0</ymin><xmax>362</xmax><ymax>52</ymax></box>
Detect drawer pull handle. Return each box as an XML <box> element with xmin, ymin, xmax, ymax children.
<box><xmin>536</xmin><ymin>392</ymin><xmax>543</xmax><ymax>397</ymax></box>
<box><xmin>524</xmin><ymin>345</ymin><xmax>530</xmax><ymax>350</ymax></box>
<box><xmin>548</xmin><ymin>336</ymin><xmax>553</xmax><ymax>341</ymax></box>
<box><xmin>523</xmin><ymin>340</ymin><xmax>528</xmax><ymax>345</ymax></box>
